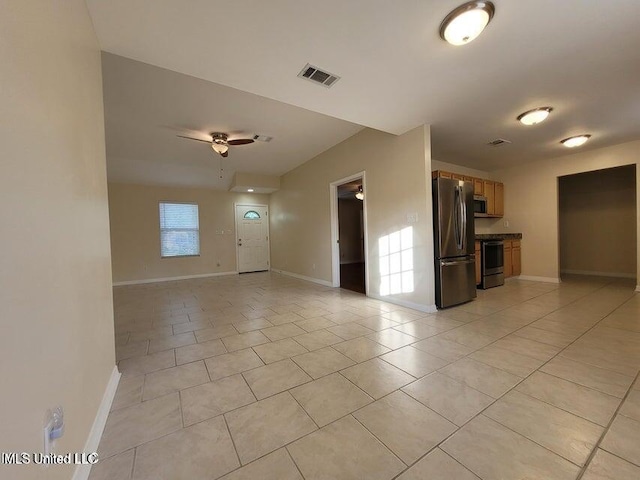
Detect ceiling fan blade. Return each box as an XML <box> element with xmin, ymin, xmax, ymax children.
<box><xmin>227</xmin><ymin>138</ymin><xmax>255</xmax><ymax>146</ymax></box>
<box><xmin>177</xmin><ymin>135</ymin><xmax>212</xmax><ymax>144</ymax></box>
<box><xmin>221</xmin><ymin>151</ymin><xmax>229</xmax><ymax>158</ymax></box>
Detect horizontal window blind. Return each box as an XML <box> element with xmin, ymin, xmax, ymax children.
<box><xmin>159</xmin><ymin>202</ymin><xmax>200</xmax><ymax>257</ymax></box>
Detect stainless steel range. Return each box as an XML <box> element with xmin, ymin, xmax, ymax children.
<box><xmin>481</xmin><ymin>240</ymin><xmax>505</xmax><ymax>289</ymax></box>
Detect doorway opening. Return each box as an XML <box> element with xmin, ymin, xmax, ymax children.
<box><xmin>558</xmin><ymin>164</ymin><xmax>637</xmax><ymax>282</ymax></box>
<box><xmin>331</xmin><ymin>174</ymin><xmax>367</xmax><ymax>294</ymax></box>
<box><xmin>235</xmin><ymin>203</ymin><xmax>270</xmax><ymax>273</ymax></box>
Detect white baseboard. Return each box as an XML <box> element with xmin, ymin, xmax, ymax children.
<box><xmin>72</xmin><ymin>366</ymin><xmax>121</xmax><ymax>480</ymax></box>
<box><xmin>271</xmin><ymin>269</ymin><xmax>333</xmax><ymax>287</ymax></box>
<box><xmin>113</xmin><ymin>271</ymin><xmax>238</xmax><ymax>286</ymax></box>
<box><xmin>561</xmin><ymin>269</ymin><xmax>636</xmax><ymax>279</ymax></box>
<box><xmin>635</xmin><ymin>285</ymin><xmax>640</xmax><ymax>293</ymax></box>
<box><xmin>517</xmin><ymin>275</ymin><xmax>561</xmax><ymax>284</ymax></box>
<box><xmin>367</xmin><ymin>293</ymin><xmax>437</xmax><ymax>313</ymax></box>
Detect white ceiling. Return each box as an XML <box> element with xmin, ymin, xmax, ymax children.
<box><xmin>89</xmin><ymin>0</ymin><xmax>640</xmax><ymax>175</ymax></box>
<box><xmin>102</xmin><ymin>53</ymin><xmax>363</xmax><ymax>188</ymax></box>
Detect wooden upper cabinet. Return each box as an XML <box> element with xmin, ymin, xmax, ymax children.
<box><xmin>432</xmin><ymin>171</ymin><xmax>503</xmax><ymax>217</ymax></box>
<box><xmin>484</xmin><ymin>180</ymin><xmax>495</xmax><ymax>215</ymax></box>
<box><xmin>494</xmin><ymin>182</ymin><xmax>504</xmax><ymax>217</ymax></box>
<box><xmin>473</xmin><ymin>178</ymin><xmax>484</xmax><ymax>195</ymax></box>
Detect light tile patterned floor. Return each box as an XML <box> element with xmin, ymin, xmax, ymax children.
<box><xmin>90</xmin><ymin>273</ymin><xmax>640</xmax><ymax>480</ymax></box>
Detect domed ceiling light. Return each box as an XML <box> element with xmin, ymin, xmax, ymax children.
<box><xmin>517</xmin><ymin>107</ymin><xmax>553</xmax><ymax>126</ymax></box>
<box><xmin>561</xmin><ymin>134</ymin><xmax>591</xmax><ymax>148</ymax></box>
<box><xmin>440</xmin><ymin>1</ymin><xmax>496</xmax><ymax>46</ymax></box>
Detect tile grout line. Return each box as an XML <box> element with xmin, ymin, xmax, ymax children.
<box><xmin>109</xmin><ymin>274</ymin><xmax>636</xmax><ymax>478</ymax></box>
<box><xmin>395</xmin><ymin>278</ymin><xmax>633</xmax><ymax>474</ymax></box>
<box><xmin>575</xmin><ymin>371</ymin><xmax>640</xmax><ymax>479</ymax></box>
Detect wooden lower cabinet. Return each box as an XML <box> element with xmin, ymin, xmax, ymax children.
<box><xmin>504</xmin><ymin>241</ymin><xmax>512</xmax><ymax>277</ymax></box>
<box><xmin>503</xmin><ymin>240</ymin><xmax>521</xmax><ymax>278</ymax></box>
<box><xmin>512</xmin><ymin>241</ymin><xmax>521</xmax><ymax>276</ymax></box>
<box><xmin>475</xmin><ymin>241</ymin><xmax>481</xmax><ymax>285</ymax></box>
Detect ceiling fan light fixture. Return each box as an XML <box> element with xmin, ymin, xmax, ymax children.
<box><xmin>561</xmin><ymin>134</ymin><xmax>591</xmax><ymax>148</ymax></box>
<box><xmin>440</xmin><ymin>1</ymin><xmax>495</xmax><ymax>46</ymax></box>
<box><xmin>211</xmin><ymin>143</ymin><xmax>229</xmax><ymax>155</ymax></box>
<box><xmin>517</xmin><ymin>107</ymin><xmax>553</xmax><ymax>125</ymax></box>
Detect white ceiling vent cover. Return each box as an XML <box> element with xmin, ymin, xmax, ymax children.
<box><xmin>487</xmin><ymin>138</ymin><xmax>512</xmax><ymax>147</ymax></box>
<box><xmin>298</xmin><ymin>64</ymin><xmax>340</xmax><ymax>88</ymax></box>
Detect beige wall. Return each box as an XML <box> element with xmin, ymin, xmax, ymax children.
<box><xmin>270</xmin><ymin>126</ymin><xmax>436</xmax><ymax>310</ymax></box>
<box><xmin>559</xmin><ymin>166</ymin><xmax>636</xmax><ymax>277</ymax></box>
<box><xmin>0</xmin><ymin>1</ymin><xmax>115</xmax><ymax>479</ymax></box>
<box><xmin>108</xmin><ymin>183</ymin><xmax>269</xmax><ymax>283</ymax></box>
<box><xmin>493</xmin><ymin>140</ymin><xmax>640</xmax><ymax>282</ymax></box>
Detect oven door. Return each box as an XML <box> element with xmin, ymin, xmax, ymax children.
<box><xmin>482</xmin><ymin>240</ymin><xmax>504</xmax><ymax>276</ymax></box>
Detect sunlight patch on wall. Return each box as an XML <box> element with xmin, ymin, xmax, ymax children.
<box><xmin>379</xmin><ymin>226</ymin><xmax>414</xmax><ymax>296</ymax></box>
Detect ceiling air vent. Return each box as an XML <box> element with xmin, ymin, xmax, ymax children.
<box><xmin>487</xmin><ymin>138</ymin><xmax>512</xmax><ymax>147</ymax></box>
<box><xmin>253</xmin><ymin>134</ymin><xmax>273</xmax><ymax>142</ymax></box>
<box><xmin>298</xmin><ymin>63</ymin><xmax>340</xmax><ymax>88</ymax></box>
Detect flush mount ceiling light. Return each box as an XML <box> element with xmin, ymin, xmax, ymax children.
<box><xmin>355</xmin><ymin>186</ymin><xmax>364</xmax><ymax>201</ymax></box>
<box><xmin>440</xmin><ymin>1</ymin><xmax>495</xmax><ymax>46</ymax></box>
<box><xmin>247</xmin><ymin>188</ymin><xmax>254</xmax><ymax>192</ymax></box>
<box><xmin>561</xmin><ymin>134</ymin><xmax>591</xmax><ymax>148</ymax></box>
<box><xmin>517</xmin><ymin>107</ymin><xmax>553</xmax><ymax>126</ymax></box>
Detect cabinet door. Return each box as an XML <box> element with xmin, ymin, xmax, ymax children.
<box><xmin>494</xmin><ymin>182</ymin><xmax>504</xmax><ymax>217</ymax></box>
<box><xmin>503</xmin><ymin>240</ymin><xmax>512</xmax><ymax>277</ymax></box>
<box><xmin>484</xmin><ymin>181</ymin><xmax>495</xmax><ymax>215</ymax></box>
<box><xmin>475</xmin><ymin>241</ymin><xmax>481</xmax><ymax>285</ymax></box>
<box><xmin>473</xmin><ymin>178</ymin><xmax>484</xmax><ymax>195</ymax></box>
<box><xmin>452</xmin><ymin>173</ymin><xmax>464</xmax><ymax>181</ymax></box>
<box><xmin>512</xmin><ymin>241</ymin><xmax>521</xmax><ymax>276</ymax></box>
<box><xmin>439</xmin><ymin>171</ymin><xmax>452</xmax><ymax>179</ymax></box>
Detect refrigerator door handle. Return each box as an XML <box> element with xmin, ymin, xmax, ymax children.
<box><xmin>460</xmin><ymin>185</ymin><xmax>467</xmax><ymax>251</ymax></box>
<box><xmin>454</xmin><ymin>186</ymin><xmax>463</xmax><ymax>250</ymax></box>
<box><xmin>441</xmin><ymin>258</ymin><xmax>476</xmax><ymax>266</ymax></box>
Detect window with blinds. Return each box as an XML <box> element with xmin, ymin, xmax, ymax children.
<box><xmin>159</xmin><ymin>202</ymin><xmax>200</xmax><ymax>257</ymax></box>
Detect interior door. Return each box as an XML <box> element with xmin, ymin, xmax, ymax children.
<box><xmin>235</xmin><ymin>204</ymin><xmax>269</xmax><ymax>273</ymax></box>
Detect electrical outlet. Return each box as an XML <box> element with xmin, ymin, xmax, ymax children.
<box><xmin>503</xmin><ymin>220</ymin><xmax>510</xmax><ymax>227</ymax></box>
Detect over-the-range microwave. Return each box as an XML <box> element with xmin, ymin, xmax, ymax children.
<box><xmin>474</xmin><ymin>195</ymin><xmax>488</xmax><ymax>215</ymax></box>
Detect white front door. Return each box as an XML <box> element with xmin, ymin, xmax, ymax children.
<box><xmin>235</xmin><ymin>204</ymin><xmax>270</xmax><ymax>273</ymax></box>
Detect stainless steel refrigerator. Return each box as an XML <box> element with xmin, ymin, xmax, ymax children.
<box><xmin>433</xmin><ymin>177</ymin><xmax>476</xmax><ymax>308</ymax></box>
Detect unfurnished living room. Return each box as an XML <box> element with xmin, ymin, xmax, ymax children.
<box><xmin>2</xmin><ymin>1</ymin><xmax>640</xmax><ymax>480</ymax></box>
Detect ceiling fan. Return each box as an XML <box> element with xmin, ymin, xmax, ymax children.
<box><xmin>177</xmin><ymin>132</ymin><xmax>254</xmax><ymax>157</ymax></box>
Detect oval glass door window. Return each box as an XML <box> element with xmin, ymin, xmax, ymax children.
<box><xmin>243</xmin><ymin>210</ymin><xmax>261</xmax><ymax>219</ymax></box>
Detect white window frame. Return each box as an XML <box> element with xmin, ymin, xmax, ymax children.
<box><xmin>159</xmin><ymin>201</ymin><xmax>201</xmax><ymax>258</ymax></box>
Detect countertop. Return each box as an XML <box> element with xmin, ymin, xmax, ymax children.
<box><xmin>475</xmin><ymin>233</ymin><xmax>522</xmax><ymax>240</ymax></box>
